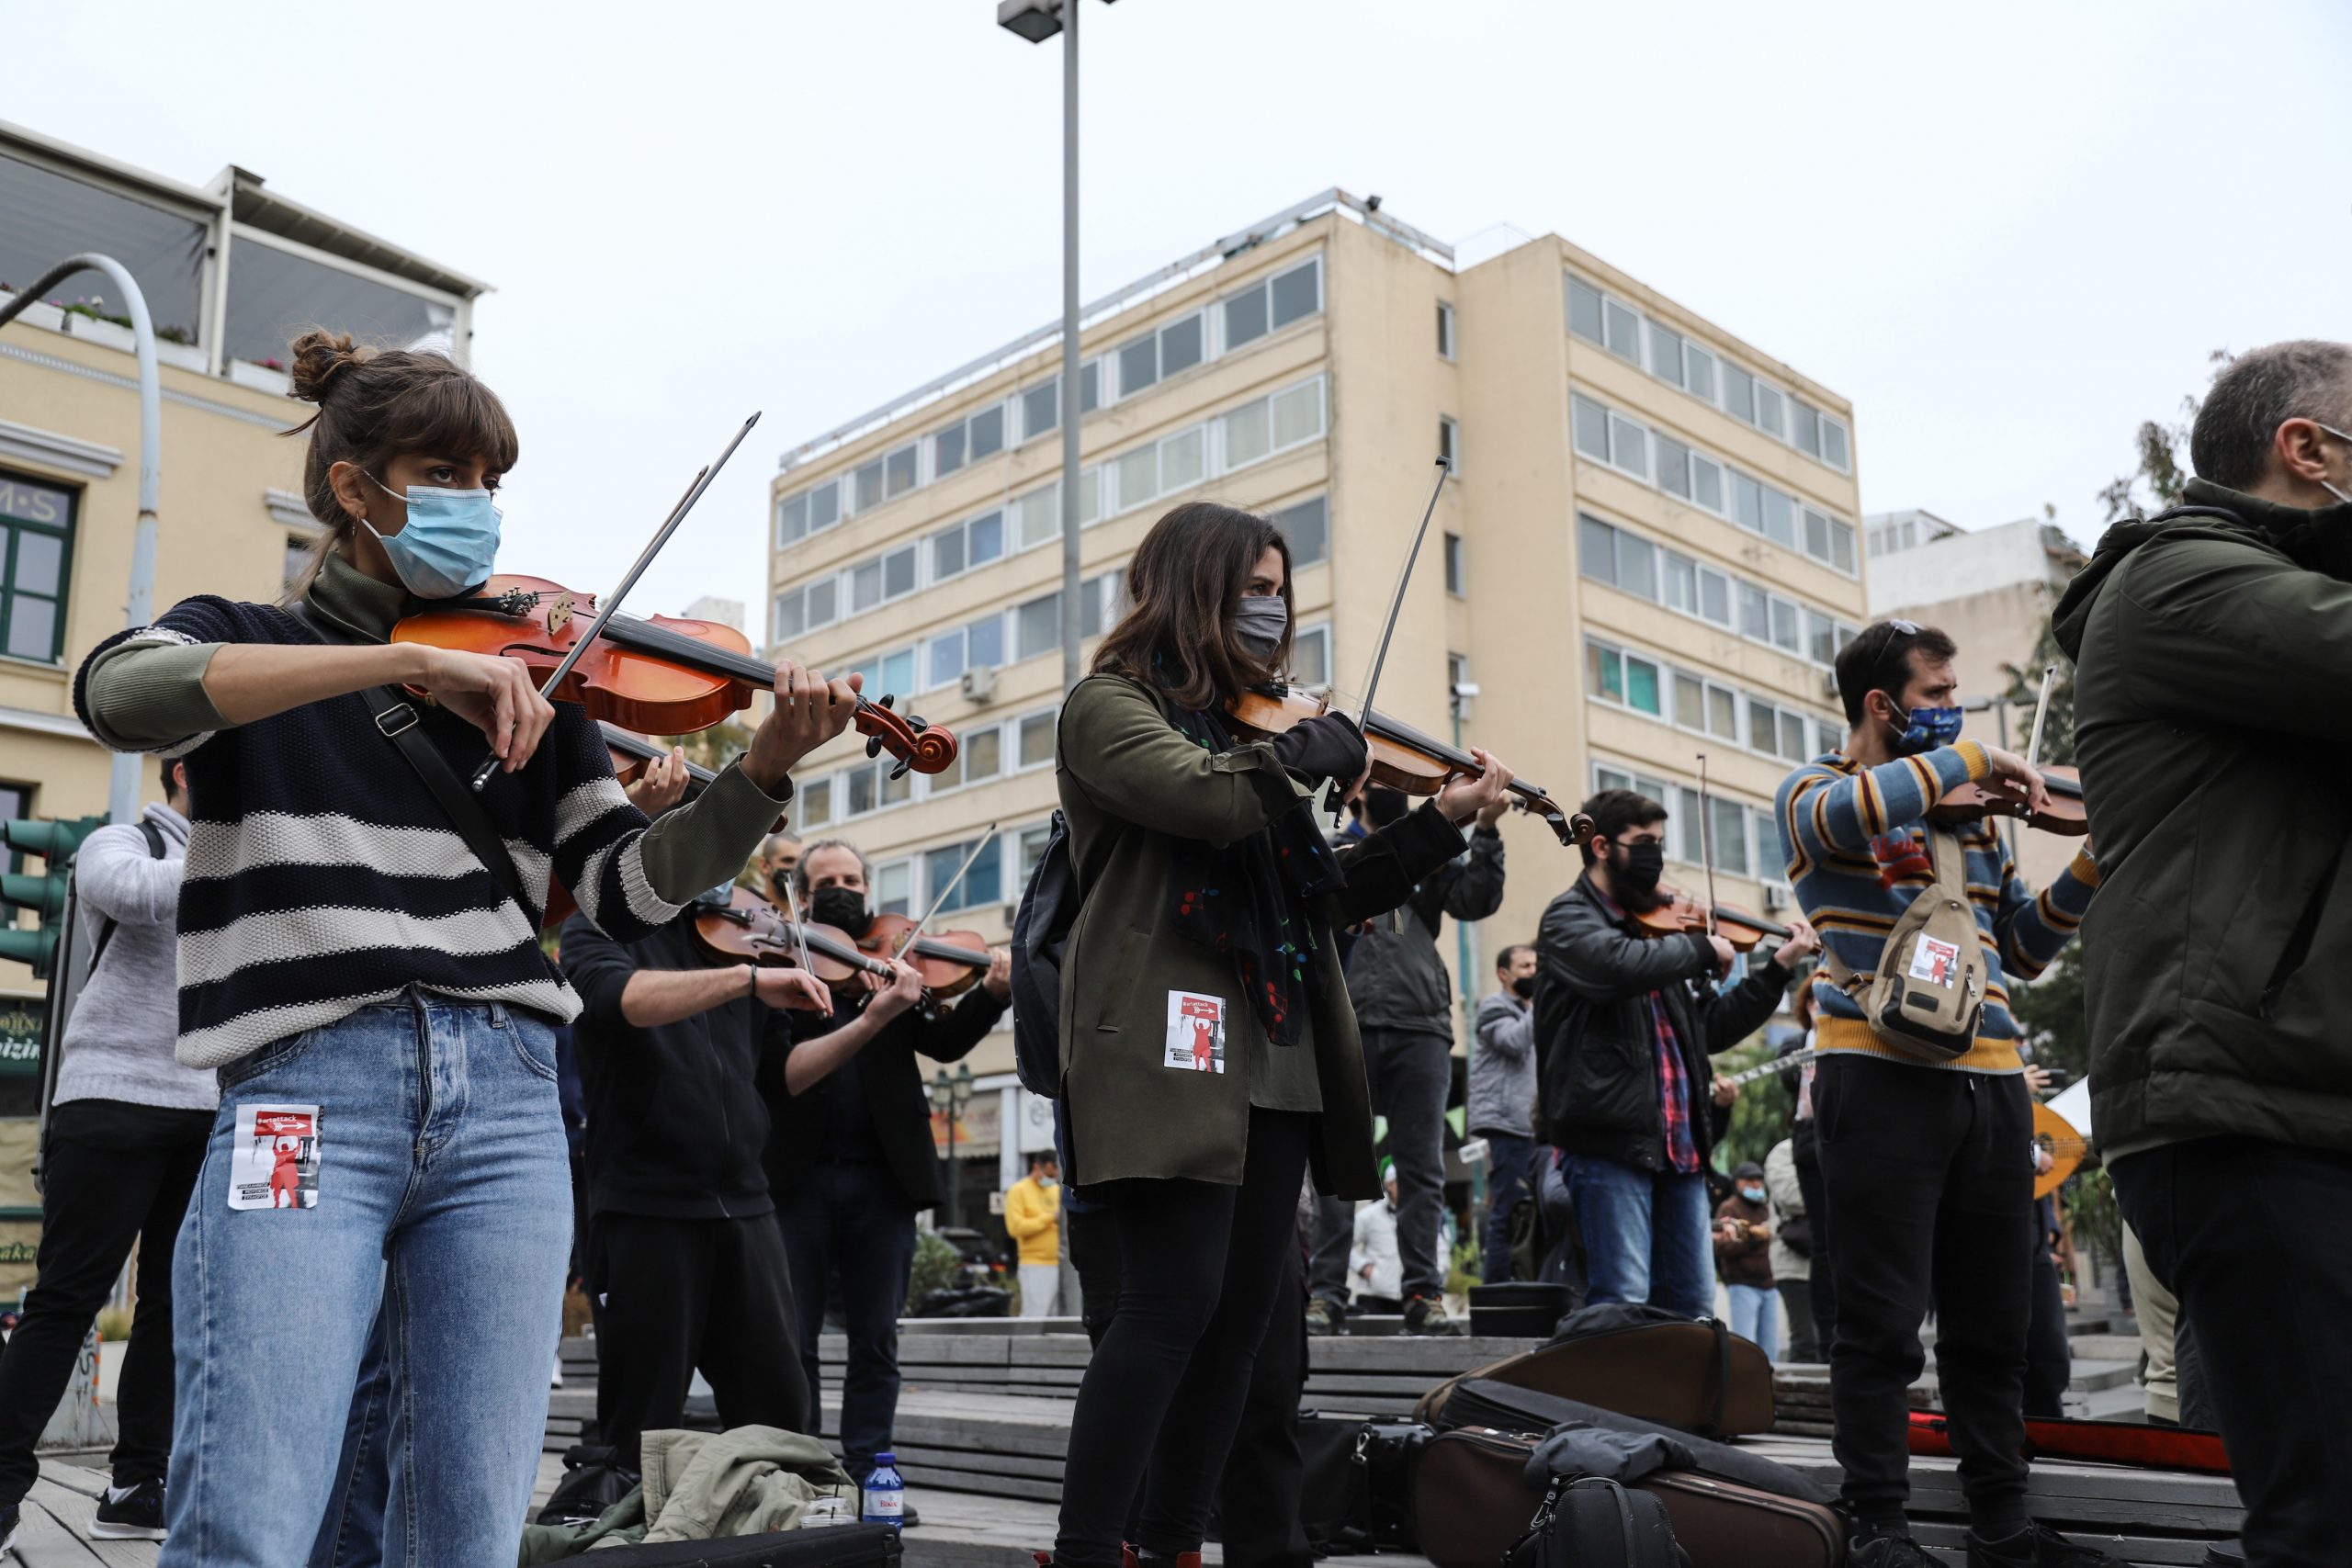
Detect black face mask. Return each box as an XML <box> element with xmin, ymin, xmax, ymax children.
<box><xmin>808</xmin><ymin>886</ymin><xmax>872</xmax><ymax>934</ymax></box>
<box><xmin>767</xmin><ymin>866</ymin><xmax>797</xmax><ymax>900</ymax></box>
<box><xmin>1607</xmin><ymin>840</ymin><xmax>1668</xmax><ymax>913</ymax></box>
<box><xmin>1510</xmin><ymin>974</ymin><xmax>1535</xmax><ymax>1000</ymax></box>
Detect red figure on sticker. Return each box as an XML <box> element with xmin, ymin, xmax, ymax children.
<box><xmin>268</xmin><ymin>1135</ymin><xmax>303</xmax><ymax>1209</ymax></box>
<box><xmin>1192</xmin><ymin>1017</ymin><xmax>1216</xmax><ymax>1072</ymax></box>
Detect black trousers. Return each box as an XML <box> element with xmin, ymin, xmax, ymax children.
<box><xmin>2113</xmin><ymin>1136</ymin><xmax>2352</xmax><ymax>1568</ymax></box>
<box><xmin>2022</xmin><ymin>1240</ymin><xmax>2070</xmax><ymax>1419</ymax></box>
<box><xmin>1069</xmin><ymin>1201</ymin><xmax>1313</xmax><ymax>1568</ymax></box>
<box><xmin>1815</xmin><ymin>1056</ymin><xmax>2032</xmax><ymax>1535</ymax></box>
<box><xmin>587</xmin><ymin>1211</ymin><xmax>808</xmax><ymax>1467</ymax></box>
<box><xmin>1057</xmin><ymin>1110</ymin><xmax>1312</xmax><ymax>1568</ymax></box>
<box><xmin>1792</xmin><ymin>1118</ymin><xmax>1838</xmax><ymax>1350</ymax></box>
<box><xmin>0</xmin><ymin>1099</ymin><xmax>211</xmax><ymax>1507</ymax></box>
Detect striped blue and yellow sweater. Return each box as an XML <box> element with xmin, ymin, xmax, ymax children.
<box><xmin>1775</xmin><ymin>741</ymin><xmax>2098</xmax><ymax>1073</ymax></box>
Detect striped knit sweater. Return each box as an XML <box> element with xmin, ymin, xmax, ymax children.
<box><xmin>1775</xmin><ymin>741</ymin><xmax>2098</xmax><ymax>1073</ymax></box>
<box><xmin>74</xmin><ymin>589</ymin><xmax>789</xmax><ymax>1070</ymax></box>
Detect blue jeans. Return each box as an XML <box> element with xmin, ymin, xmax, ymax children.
<box><xmin>776</xmin><ymin>1160</ymin><xmax>919</xmax><ymax>1478</ymax></box>
<box><xmin>1565</xmin><ymin>1155</ymin><xmax>1713</xmax><ymax>1319</ymax></box>
<box><xmin>163</xmin><ymin>997</ymin><xmax>571</xmax><ymax>1568</ymax></box>
<box><xmin>1726</xmin><ymin>1282</ymin><xmax>1779</xmax><ymax>1361</ymax></box>
<box><xmin>1478</xmin><ymin>1132</ymin><xmax>1536</xmax><ymax>1283</ymax></box>
<box><xmin>309</xmin><ymin>1314</ymin><xmax>391</xmax><ymax>1568</ymax></box>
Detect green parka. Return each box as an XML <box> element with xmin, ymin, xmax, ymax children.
<box><xmin>1054</xmin><ymin>675</ymin><xmax>1470</xmax><ymax>1196</ymax></box>
<box><xmin>2050</xmin><ymin>478</ymin><xmax>2352</xmax><ymax>1160</ymax></box>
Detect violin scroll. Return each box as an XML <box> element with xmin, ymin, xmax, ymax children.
<box><xmin>857</xmin><ymin>693</ymin><xmax>959</xmax><ymax>778</ymax></box>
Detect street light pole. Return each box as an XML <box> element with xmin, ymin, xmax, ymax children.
<box><xmin>1058</xmin><ymin>0</ymin><xmax>1082</xmax><ymax>693</ymax></box>
<box><xmin>1000</xmin><ymin>0</ymin><xmax>1114</xmax><ymax>693</ymax></box>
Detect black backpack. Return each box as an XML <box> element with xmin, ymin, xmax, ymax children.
<box><xmin>1505</xmin><ymin>1476</ymin><xmax>1689</xmax><ymax>1568</ymax></box>
<box><xmin>1008</xmin><ymin>809</ymin><xmax>1077</xmax><ymax>1099</ymax></box>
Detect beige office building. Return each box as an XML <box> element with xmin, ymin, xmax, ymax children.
<box><xmin>765</xmin><ymin>190</ymin><xmax>1865</xmax><ymax>1207</ymax></box>
<box><xmin>0</xmin><ymin>120</ymin><xmax>489</xmax><ymax>1270</ymax></box>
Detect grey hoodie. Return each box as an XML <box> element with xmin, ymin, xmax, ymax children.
<box><xmin>54</xmin><ymin>803</ymin><xmax>217</xmax><ymax>1112</ymax></box>
<box><xmin>1470</xmin><ymin>989</ymin><xmax>1536</xmax><ymax>1137</ymax></box>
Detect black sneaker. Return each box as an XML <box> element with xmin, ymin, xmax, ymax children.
<box><xmin>1401</xmin><ymin>1295</ymin><xmax>1461</xmax><ymax>1336</ymax></box>
<box><xmin>91</xmin><ymin>1477</ymin><xmax>168</xmax><ymax>1540</ymax></box>
<box><xmin>1967</xmin><ymin>1521</ymin><xmax>2131</xmax><ymax>1568</ymax></box>
<box><xmin>1304</xmin><ymin>1299</ymin><xmax>1342</xmax><ymax>1337</ymax></box>
<box><xmin>1851</xmin><ymin>1535</ymin><xmax>1937</xmax><ymax>1568</ymax></box>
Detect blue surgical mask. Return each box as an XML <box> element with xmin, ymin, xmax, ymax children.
<box><xmin>1891</xmin><ymin>705</ymin><xmax>1963</xmax><ymax>754</ymax></box>
<box><xmin>363</xmin><ymin>476</ymin><xmax>502</xmax><ymax>600</ymax></box>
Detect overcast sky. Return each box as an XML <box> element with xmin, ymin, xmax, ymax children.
<box><xmin>11</xmin><ymin>0</ymin><xmax>2347</xmax><ymax>621</ymax></box>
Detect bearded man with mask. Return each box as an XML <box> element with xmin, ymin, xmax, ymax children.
<box><xmin>1775</xmin><ymin>622</ymin><xmax>2113</xmax><ymax>1568</ymax></box>
<box><xmin>759</xmin><ymin>838</ymin><xmax>1011</xmax><ymax>1490</ymax></box>
<box><xmin>1532</xmin><ymin>791</ymin><xmax>1817</xmax><ymax>1323</ymax></box>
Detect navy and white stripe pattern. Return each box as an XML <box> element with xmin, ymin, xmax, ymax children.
<box><xmin>75</xmin><ymin>595</ymin><xmax>684</xmax><ymax>1068</ymax></box>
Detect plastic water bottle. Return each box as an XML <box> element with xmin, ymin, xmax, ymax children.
<box><xmin>862</xmin><ymin>1452</ymin><xmax>906</xmax><ymax>1529</ymax></box>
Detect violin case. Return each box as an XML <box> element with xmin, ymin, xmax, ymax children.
<box><xmin>1412</xmin><ymin>1410</ymin><xmax>1844</xmax><ymax>1568</ymax></box>
<box><xmin>1415</xmin><ymin>1304</ymin><xmax>1775</xmax><ymax>1438</ymax></box>
<box><xmin>578</xmin><ymin>1523</ymin><xmax>901</xmax><ymax>1568</ymax></box>
<box><xmin>1908</xmin><ymin>1408</ymin><xmax>2232</xmax><ymax>1474</ymax></box>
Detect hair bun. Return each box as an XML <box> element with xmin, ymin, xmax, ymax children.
<box><xmin>286</xmin><ymin>329</ymin><xmax>372</xmax><ymax>404</ymax></box>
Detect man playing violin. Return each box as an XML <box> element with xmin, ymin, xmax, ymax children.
<box><xmin>1776</xmin><ymin>619</ymin><xmax>2112</xmax><ymax>1568</ymax></box>
<box><xmin>1532</xmin><ymin>789</ymin><xmax>1819</xmax><ymax>1325</ymax></box>
<box><xmin>555</xmin><ymin>859</ymin><xmax>841</xmax><ymax>1469</ymax></box>
<box><xmin>759</xmin><ymin>839</ymin><xmax>1012</xmax><ymax>1495</ymax></box>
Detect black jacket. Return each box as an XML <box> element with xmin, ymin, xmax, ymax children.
<box><xmin>1532</xmin><ymin>873</ymin><xmax>1788</xmax><ymax>1171</ymax></box>
<box><xmin>2052</xmin><ymin>478</ymin><xmax>2352</xmax><ymax>1158</ymax></box>
<box><xmin>558</xmin><ymin>911</ymin><xmax>786</xmax><ymax>1221</ymax></box>
<box><xmin>762</xmin><ymin>984</ymin><xmax>1009</xmax><ymax>1210</ymax></box>
<box><xmin>1343</xmin><ymin>824</ymin><xmax>1506</xmax><ymax>1041</ymax></box>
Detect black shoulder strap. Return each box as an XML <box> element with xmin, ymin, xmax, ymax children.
<box><xmin>86</xmin><ymin>818</ymin><xmax>169</xmax><ymax>973</ymax></box>
<box><xmin>285</xmin><ymin>604</ymin><xmax>534</xmax><ymax>917</ymax></box>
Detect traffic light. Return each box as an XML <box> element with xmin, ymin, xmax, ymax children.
<box><xmin>0</xmin><ymin>814</ymin><xmax>107</xmax><ymax>978</ymax></box>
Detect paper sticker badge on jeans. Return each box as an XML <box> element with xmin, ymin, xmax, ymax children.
<box><xmin>228</xmin><ymin>1104</ymin><xmax>321</xmax><ymax>1210</ymax></box>
<box><xmin>1906</xmin><ymin>935</ymin><xmax>1962</xmax><ymax>989</ymax></box>
<box><xmin>1163</xmin><ymin>991</ymin><xmax>1227</xmax><ymax>1074</ymax></box>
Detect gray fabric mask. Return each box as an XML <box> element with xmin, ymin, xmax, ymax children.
<box><xmin>1233</xmin><ymin>594</ymin><xmax>1289</xmax><ymax>662</ymax></box>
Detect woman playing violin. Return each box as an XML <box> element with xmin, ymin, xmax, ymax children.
<box><xmin>73</xmin><ymin>333</ymin><xmax>859</xmax><ymax>1567</ymax></box>
<box><xmin>759</xmin><ymin>838</ymin><xmax>1011</xmax><ymax>1489</ymax></box>
<box><xmin>1047</xmin><ymin>500</ymin><xmax>1513</xmax><ymax>1568</ymax></box>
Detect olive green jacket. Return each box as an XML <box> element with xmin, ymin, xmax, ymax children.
<box><xmin>2051</xmin><ymin>479</ymin><xmax>2352</xmax><ymax>1159</ymax></box>
<box><xmin>1055</xmin><ymin>675</ymin><xmax>1469</xmax><ymax>1196</ymax></box>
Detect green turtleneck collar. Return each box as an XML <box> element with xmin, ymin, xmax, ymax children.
<box><xmin>2182</xmin><ymin>476</ymin><xmax>2352</xmax><ymax>540</ymax></box>
<box><xmin>307</xmin><ymin>550</ymin><xmax>411</xmax><ymax>643</ymax></box>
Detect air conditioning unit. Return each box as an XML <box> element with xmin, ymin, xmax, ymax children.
<box><xmin>959</xmin><ymin>666</ymin><xmax>997</xmax><ymax>705</ymax></box>
<box><xmin>1761</xmin><ymin>883</ymin><xmax>1791</xmax><ymax>913</ymax></box>
<box><xmin>1818</xmin><ymin>671</ymin><xmax>1839</xmax><ymax>704</ymax></box>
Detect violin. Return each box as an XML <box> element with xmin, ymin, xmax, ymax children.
<box><xmin>390</xmin><ymin>575</ymin><xmax>958</xmax><ymax>777</ymax></box>
<box><xmin>1927</xmin><ymin>763</ymin><xmax>2088</xmax><ymax>837</ymax></box>
<box><xmin>1626</xmin><ymin>884</ymin><xmax>1792</xmax><ymax>953</ymax></box>
<box><xmin>851</xmin><ymin>912</ymin><xmax>995</xmax><ymax>1000</ymax></box>
<box><xmin>1223</xmin><ymin>686</ymin><xmax>1596</xmax><ymax>848</ymax></box>
<box><xmin>600</xmin><ymin>722</ymin><xmax>718</xmax><ymax>797</ymax></box>
<box><xmin>691</xmin><ymin>887</ymin><xmax>897</xmax><ymax>990</ymax></box>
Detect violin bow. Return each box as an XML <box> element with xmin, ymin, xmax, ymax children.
<box><xmin>777</xmin><ymin>874</ymin><xmax>817</xmax><ymax>976</ymax></box>
<box><xmin>2022</xmin><ymin>661</ymin><xmax>2056</xmax><ymax>771</ymax></box>
<box><xmin>1331</xmin><ymin>456</ymin><xmax>1452</xmax><ymax>823</ymax></box>
<box><xmin>893</xmin><ymin>822</ymin><xmax>1000</xmax><ymax>960</ymax></box>
<box><xmin>467</xmin><ymin>412</ymin><xmax>761</xmax><ymax>790</ymax></box>
<box><xmin>1696</xmin><ymin>751</ymin><xmax>1720</xmax><ymax>941</ymax></box>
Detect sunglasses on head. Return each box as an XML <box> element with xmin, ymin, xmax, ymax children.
<box><xmin>1863</xmin><ymin>618</ymin><xmax>1920</xmax><ymax>705</ymax></box>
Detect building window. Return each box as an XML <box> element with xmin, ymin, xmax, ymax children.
<box><xmin>1437</xmin><ymin>300</ymin><xmax>1456</xmax><ymax>360</ymax></box>
<box><xmin>1017</xmin><ymin>709</ymin><xmax>1057</xmax><ymax>769</ymax></box>
<box><xmin>0</xmin><ymin>471</ymin><xmax>74</xmax><ymax>663</ymax></box>
<box><xmin>797</xmin><ymin>776</ymin><xmax>832</xmax><ymax>829</ymax></box>
<box><xmin>1647</xmin><ymin>320</ymin><xmax>1684</xmax><ymax>389</ymax></box>
<box><xmin>933</xmin><ymin>421</ymin><xmax>967</xmax><ymax>479</ymax></box>
<box><xmin>1438</xmin><ymin>416</ymin><xmax>1460</xmax><ymax>472</ymax></box>
<box><xmin>875</xmin><ymin>859</ymin><xmax>913</xmax><ymax>918</ymax></box>
<box><xmin>1021</xmin><ymin>378</ymin><xmax>1059</xmax><ymax>442</ymax></box>
<box><xmin>1275</xmin><ymin>495</ymin><xmax>1329</xmax><ymax>568</ymax></box>
<box><xmin>1603</xmin><ymin>298</ymin><xmax>1641</xmax><ymax>364</ymax></box>
<box><xmin>1017</xmin><ymin>822</ymin><xmax>1054</xmax><ymax>886</ymax></box>
<box><xmin>933</xmin><ymin>725</ymin><xmax>1004</xmax><ymax>794</ymax></box>
<box><xmin>1566</xmin><ymin>276</ymin><xmax>1604</xmax><ymax>345</ymax></box>
<box><xmin>927</xmin><ymin>834</ymin><xmax>1003</xmax><ymax>913</ymax></box>
<box><xmin>1443</xmin><ymin>533</ymin><xmax>1465</xmax><ymax>595</ymax></box>
<box><xmin>1292</xmin><ymin>623</ymin><xmax>1331</xmax><ymax>689</ymax></box>
<box><xmin>1225</xmin><ymin>256</ymin><xmax>1321</xmax><ymax>350</ymax></box>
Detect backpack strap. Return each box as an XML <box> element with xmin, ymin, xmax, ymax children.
<box><xmin>1927</xmin><ymin>820</ymin><xmax>1971</xmax><ymax>899</ymax></box>
<box><xmin>1704</xmin><ymin>1314</ymin><xmax>1731</xmax><ymax>1438</ymax></box>
<box><xmin>85</xmin><ymin>818</ymin><xmax>167</xmax><ymax>975</ymax></box>
<box><xmin>285</xmin><ymin>604</ymin><xmax>534</xmax><ymax>919</ymax></box>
